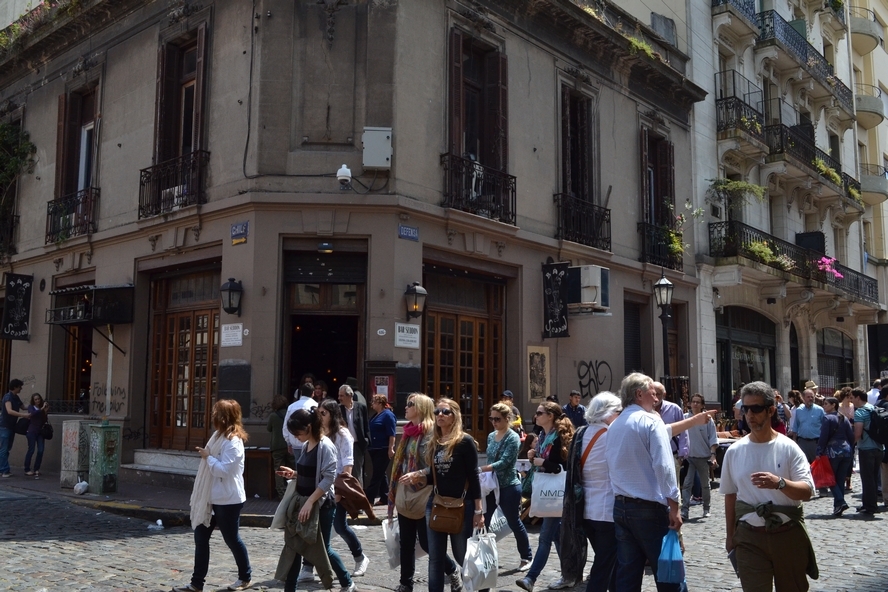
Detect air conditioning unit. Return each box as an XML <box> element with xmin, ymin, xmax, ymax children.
<box><xmin>567</xmin><ymin>265</ymin><xmax>609</xmax><ymax>312</ymax></box>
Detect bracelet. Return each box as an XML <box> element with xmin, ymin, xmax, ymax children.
<box><xmin>474</xmin><ymin>510</ymin><xmax>483</xmax><ymax>515</ymax></box>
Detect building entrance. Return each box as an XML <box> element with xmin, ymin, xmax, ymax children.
<box><xmin>289</xmin><ymin>314</ymin><xmax>359</xmax><ymax>398</ymax></box>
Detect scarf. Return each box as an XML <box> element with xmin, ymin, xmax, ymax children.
<box><xmin>522</xmin><ymin>429</ymin><xmax>559</xmax><ymax>495</ymax></box>
<box><xmin>189</xmin><ymin>430</ymin><xmax>225</xmax><ymax>530</ymax></box>
<box><xmin>388</xmin><ymin>424</ymin><xmax>426</xmax><ymax>509</ymax></box>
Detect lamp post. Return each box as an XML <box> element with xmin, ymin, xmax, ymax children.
<box><xmin>652</xmin><ymin>269</ymin><xmax>673</xmax><ymax>381</ymax></box>
<box><xmin>220</xmin><ymin>278</ymin><xmax>243</xmax><ymax>317</ymax></box>
<box><xmin>404</xmin><ymin>282</ymin><xmax>428</xmax><ymax>320</ymax></box>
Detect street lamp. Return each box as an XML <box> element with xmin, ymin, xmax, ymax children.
<box><xmin>404</xmin><ymin>282</ymin><xmax>427</xmax><ymax>320</ymax></box>
<box><xmin>220</xmin><ymin>278</ymin><xmax>243</xmax><ymax>317</ymax></box>
<box><xmin>653</xmin><ymin>269</ymin><xmax>673</xmax><ymax>380</ymax></box>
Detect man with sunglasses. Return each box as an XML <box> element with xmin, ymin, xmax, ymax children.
<box><xmin>721</xmin><ymin>382</ymin><xmax>817</xmax><ymax>591</ymax></box>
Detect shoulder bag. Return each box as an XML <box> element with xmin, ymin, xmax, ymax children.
<box><xmin>14</xmin><ymin>417</ymin><xmax>29</xmax><ymax>435</ymax></box>
<box><xmin>40</xmin><ymin>420</ymin><xmax>53</xmax><ymax>440</ymax></box>
<box><xmin>395</xmin><ymin>477</ymin><xmax>432</xmax><ymax>520</ymax></box>
<box><xmin>428</xmin><ymin>452</ymin><xmax>467</xmax><ymax>534</ymax></box>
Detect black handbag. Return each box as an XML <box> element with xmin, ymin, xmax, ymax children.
<box><xmin>14</xmin><ymin>417</ymin><xmax>29</xmax><ymax>435</ymax></box>
<box><xmin>40</xmin><ymin>421</ymin><xmax>53</xmax><ymax>440</ymax></box>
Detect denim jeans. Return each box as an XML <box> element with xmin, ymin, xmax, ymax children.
<box><xmin>613</xmin><ymin>497</ymin><xmax>686</xmax><ymax>592</ymax></box>
<box><xmin>323</xmin><ymin>503</ymin><xmax>353</xmax><ymax>587</ymax></box>
<box><xmin>828</xmin><ymin>455</ymin><xmax>853</xmax><ymax>509</ymax></box>
<box><xmin>426</xmin><ymin>499</ymin><xmax>474</xmax><ymax>592</ymax></box>
<box><xmin>397</xmin><ymin>513</ymin><xmax>429</xmax><ymax>589</ymax></box>
<box><xmin>24</xmin><ymin>432</ymin><xmax>44</xmax><ymax>472</ymax></box>
<box><xmin>526</xmin><ymin>517</ymin><xmax>561</xmax><ymax>582</ymax></box>
<box><xmin>483</xmin><ymin>484</ymin><xmax>532</xmax><ymax>561</ymax></box>
<box><xmin>0</xmin><ymin>426</ymin><xmax>14</xmax><ymax>474</ymax></box>
<box><xmin>334</xmin><ymin>500</ymin><xmax>364</xmax><ymax>558</ymax></box>
<box><xmin>859</xmin><ymin>448</ymin><xmax>883</xmax><ymax>511</ymax></box>
<box><xmin>582</xmin><ymin>519</ymin><xmax>617</xmax><ymax>592</ymax></box>
<box><xmin>191</xmin><ymin>503</ymin><xmax>251</xmax><ymax>589</ymax></box>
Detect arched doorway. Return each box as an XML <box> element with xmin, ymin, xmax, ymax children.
<box><xmin>817</xmin><ymin>328</ymin><xmax>854</xmax><ymax>392</ymax></box>
<box><xmin>716</xmin><ymin>306</ymin><xmax>777</xmax><ymax>409</ymax></box>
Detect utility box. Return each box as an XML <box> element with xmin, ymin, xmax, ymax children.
<box><xmin>362</xmin><ymin>127</ymin><xmax>393</xmax><ymax>169</ymax></box>
<box><xmin>88</xmin><ymin>423</ymin><xmax>121</xmax><ymax>494</ymax></box>
<box><xmin>566</xmin><ymin>265</ymin><xmax>610</xmax><ymax>310</ymax></box>
<box><xmin>60</xmin><ymin>420</ymin><xmax>92</xmax><ymax>488</ymax></box>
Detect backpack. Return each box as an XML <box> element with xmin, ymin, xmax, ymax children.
<box><xmin>865</xmin><ymin>404</ymin><xmax>888</xmax><ymax>446</ymax></box>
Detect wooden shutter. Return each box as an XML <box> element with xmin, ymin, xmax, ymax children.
<box><xmin>55</xmin><ymin>94</ymin><xmax>68</xmax><ymax>199</ymax></box>
<box><xmin>657</xmin><ymin>140</ymin><xmax>675</xmax><ymax>225</ymax></box>
<box><xmin>623</xmin><ymin>301</ymin><xmax>642</xmax><ymax>376</ymax></box>
<box><xmin>577</xmin><ymin>95</ymin><xmax>589</xmax><ymax>200</ymax></box>
<box><xmin>484</xmin><ymin>51</ymin><xmax>508</xmax><ymax>172</ymax></box>
<box><xmin>640</xmin><ymin>127</ymin><xmax>650</xmax><ymax>222</ymax></box>
<box><xmin>155</xmin><ymin>42</ymin><xmax>180</xmax><ymax>164</ymax></box>
<box><xmin>63</xmin><ymin>92</ymin><xmax>82</xmax><ymax>197</ymax></box>
<box><xmin>193</xmin><ymin>22</ymin><xmax>207</xmax><ymax>153</ymax></box>
<box><xmin>561</xmin><ymin>86</ymin><xmax>571</xmax><ymax>195</ymax></box>
<box><xmin>448</xmin><ymin>29</ymin><xmax>463</xmax><ymax>156</ymax></box>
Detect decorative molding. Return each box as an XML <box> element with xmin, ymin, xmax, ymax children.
<box><xmin>458</xmin><ymin>0</ymin><xmax>495</xmax><ymax>32</ymax></box>
<box><xmin>317</xmin><ymin>0</ymin><xmax>348</xmax><ymax>49</ymax></box>
<box><xmin>167</xmin><ymin>0</ymin><xmax>204</xmax><ymax>25</ymax></box>
<box><xmin>148</xmin><ymin>234</ymin><xmax>160</xmax><ymax>252</ymax></box>
<box><xmin>495</xmin><ymin>241</ymin><xmax>505</xmax><ymax>257</ymax></box>
<box><xmin>447</xmin><ymin>229</ymin><xmax>457</xmax><ymax>245</ymax></box>
<box><xmin>53</xmin><ymin>257</ymin><xmax>64</xmax><ymax>271</ymax></box>
<box><xmin>84</xmin><ymin>250</ymin><xmax>92</xmax><ymax>265</ymax></box>
<box><xmin>564</xmin><ymin>66</ymin><xmax>591</xmax><ymax>85</ymax></box>
<box><xmin>191</xmin><ymin>225</ymin><xmax>201</xmax><ymax>243</ymax></box>
<box><xmin>72</xmin><ymin>55</ymin><xmax>93</xmax><ymax>77</ymax></box>
<box><xmin>643</xmin><ymin>109</ymin><xmax>666</xmax><ymax>126</ymax></box>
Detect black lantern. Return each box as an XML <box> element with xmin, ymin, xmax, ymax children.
<box><xmin>220</xmin><ymin>278</ymin><xmax>243</xmax><ymax>316</ymax></box>
<box><xmin>405</xmin><ymin>282</ymin><xmax>427</xmax><ymax>320</ymax></box>
<box><xmin>653</xmin><ymin>269</ymin><xmax>673</xmax><ymax>378</ymax></box>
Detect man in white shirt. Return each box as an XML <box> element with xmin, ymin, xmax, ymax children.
<box><xmin>606</xmin><ymin>372</ymin><xmax>685</xmax><ymax>592</ymax></box>
<box><xmin>721</xmin><ymin>381</ymin><xmax>816</xmax><ymax>591</ymax></box>
<box><xmin>282</xmin><ymin>383</ymin><xmax>318</xmax><ymax>464</ymax></box>
<box><xmin>868</xmin><ymin>379</ymin><xmax>882</xmax><ymax>406</ymax></box>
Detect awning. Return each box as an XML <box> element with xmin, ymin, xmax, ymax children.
<box><xmin>45</xmin><ymin>284</ymin><xmax>134</xmax><ymax>325</ymax></box>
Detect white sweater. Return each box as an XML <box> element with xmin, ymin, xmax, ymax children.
<box><xmin>207</xmin><ymin>435</ymin><xmax>247</xmax><ymax>506</ymax></box>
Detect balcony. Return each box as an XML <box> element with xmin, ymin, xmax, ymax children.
<box><xmin>638</xmin><ymin>221</ymin><xmax>683</xmax><ymax>271</ymax></box>
<box><xmin>0</xmin><ymin>214</ymin><xmax>18</xmax><ymax>255</ymax></box>
<box><xmin>709</xmin><ymin>220</ymin><xmax>878</xmax><ymax>303</ymax></box>
<box><xmin>821</xmin><ymin>0</ymin><xmax>847</xmax><ymax>34</ymax></box>
<box><xmin>554</xmin><ymin>194</ymin><xmax>611</xmax><ymax>251</ymax></box>
<box><xmin>756</xmin><ymin>11</ymin><xmax>854</xmax><ymax>115</ymax></box>
<box><xmin>711</xmin><ymin>0</ymin><xmax>759</xmax><ymax>38</ymax></box>
<box><xmin>860</xmin><ymin>164</ymin><xmax>888</xmax><ymax>206</ymax></box>
<box><xmin>441</xmin><ymin>153</ymin><xmax>516</xmax><ymax>225</ymax></box>
<box><xmin>139</xmin><ymin>150</ymin><xmax>210</xmax><ymax>219</ymax></box>
<box><xmin>854</xmin><ymin>84</ymin><xmax>884</xmax><ymax>129</ymax></box>
<box><xmin>850</xmin><ymin>7</ymin><xmax>882</xmax><ymax>55</ymax></box>
<box><xmin>715</xmin><ymin>70</ymin><xmax>768</xmax><ymax>156</ymax></box>
<box><xmin>45</xmin><ymin>188</ymin><xmax>99</xmax><ymax>244</ymax></box>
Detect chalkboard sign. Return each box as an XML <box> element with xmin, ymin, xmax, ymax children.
<box><xmin>542</xmin><ymin>262</ymin><xmax>569</xmax><ymax>338</ymax></box>
<box><xmin>1</xmin><ymin>273</ymin><xmax>33</xmax><ymax>341</ymax></box>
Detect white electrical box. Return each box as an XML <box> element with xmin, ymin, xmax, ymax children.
<box><xmin>567</xmin><ymin>264</ymin><xmax>609</xmax><ymax>311</ymax></box>
<box><xmin>362</xmin><ymin>127</ymin><xmax>393</xmax><ymax>169</ymax></box>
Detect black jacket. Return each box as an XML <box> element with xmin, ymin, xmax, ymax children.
<box><xmin>341</xmin><ymin>401</ymin><xmax>370</xmax><ymax>450</ymax></box>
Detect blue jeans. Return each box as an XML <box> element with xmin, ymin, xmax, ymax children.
<box><xmin>24</xmin><ymin>432</ymin><xmax>44</xmax><ymax>472</ymax></box>
<box><xmin>613</xmin><ymin>497</ymin><xmax>686</xmax><ymax>592</ymax></box>
<box><xmin>0</xmin><ymin>426</ymin><xmax>14</xmax><ymax>474</ymax></box>
<box><xmin>526</xmin><ymin>517</ymin><xmax>561</xmax><ymax>582</ymax></box>
<box><xmin>191</xmin><ymin>503</ymin><xmax>251</xmax><ymax>589</ymax></box>
<box><xmin>426</xmin><ymin>499</ymin><xmax>474</xmax><ymax>592</ymax></box>
<box><xmin>334</xmin><ymin>500</ymin><xmax>364</xmax><ymax>558</ymax></box>
<box><xmin>583</xmin><ymin>519</ymin><xmax>617</xmax><ymax>592</ymax></box>
<box><xmin>484</xmin><ymin>484</ymin><xmax>532</xmax><ymax>561</ymax></box>
<box><xmin>828</xmin><ymin>455</ymin><xmax>853</xmax><ymax>509</ymax></box>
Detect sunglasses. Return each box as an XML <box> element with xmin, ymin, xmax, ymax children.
<box><xmin>535</xmin><ymin>410</ymin><xmax>547</xmax><ymax>416</ymax></box>
<box><xmin>741</xmin><ymin>404</ymin><xmax>770</xmax><ymax>414</ymax></box>
<box><xmin>434</xmin><ymin>408</ymin><xmax>454</xmax><ymax>416</ymax></box>
<box><xmin>489</xmin><ymin>416</ymin><xmax>503</xmax><ymax>422</ymax></box>
<box><xmin>406</xmin><ymin>401</ymin><xmax>416</xmax><ymax>408</ymax></box>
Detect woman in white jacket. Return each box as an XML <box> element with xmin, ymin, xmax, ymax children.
<box><xmin>174</xmin><ymin>399</ymin><xmax>253</xmax><ymax>592</ymax></box>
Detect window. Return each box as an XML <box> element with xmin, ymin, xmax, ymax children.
<box><xmin>640</xmin><ymin>127</ymin><xmax>674</xmax><ymax>225</ymax></box>
<box><xmin>156</xmin><ymin>24</ymin><xmax>206</xmax><ymax>163</ymax></box>
<box><xmin>448</xmin><ymin>29</ymin><xmax>507</xmax><ymax>171</ymax></box>
<box><xmin>561</xmin><ymin>86</ymin><xmax>592</xmax><ymax>200</ymax></box>
<box><xmin>55</xmin><ymin>88</ymin><xmax>97</xmax><ymax>198</ymax></box>
<box><xmin>828</xmin><ymin>132</ymin><xmax>840</xmax><ymax>167</ymax></box>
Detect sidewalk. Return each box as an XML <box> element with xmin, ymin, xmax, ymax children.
<box><xmin>0</xmin><ymin>470</ymin><xmax>384</xmax><ymax>528</ymax></box>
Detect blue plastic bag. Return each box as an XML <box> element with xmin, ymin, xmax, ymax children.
<box><xmin>656</xmin><ymin>529</ymin><xmax>685</xmax><ymax>584</ymax></box>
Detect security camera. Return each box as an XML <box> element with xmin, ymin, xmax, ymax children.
<box><xmin>337</xmin><ymin>164</ymin><xmax>352</xmax><ymax>189</ymax></box>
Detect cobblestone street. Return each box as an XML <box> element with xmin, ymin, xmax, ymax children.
<box><xmin>1</xmin><ymin>472</ymin><xmax>887</xmax><ymax>591</ymax></box>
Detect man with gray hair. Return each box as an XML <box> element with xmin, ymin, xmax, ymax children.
<box><xmin>339</xmin><ymin>384</ymin><xmax>370</xmax><ymax>485</ymax></box>
<box><xmin>721</xmin><ymin>381</ymin><xmax>817</xmax><ymax>591</ymax></box>
<box><xmin>792</xmin><ymin>389</ymin><xmax>824</xmax><ymax>463</ymax></box>
<box><xmin>606</xmin><ymin>373</ymin><xmax>685</xmax><ymax>591</ymax></box>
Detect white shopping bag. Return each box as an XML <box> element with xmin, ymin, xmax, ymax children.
<box><xmin>461</xmin><ymin>527</ymin><xmax>498</xmax><ymax>592</ymax></box>
<box><xmin>382</xmin><ymin>518</ymin><xmax>429</xmax><ymax>569</ymax></box>
<box><xmin>529</xmin><ymin>470</ymin><xmax>566</xmax><ymax>517</ymax></box>
<box><xmin>488</xmin><ymin>506</ymin><xmax>512</xmax><ymax>542</ymax></box>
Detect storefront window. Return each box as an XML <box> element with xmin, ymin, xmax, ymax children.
<box><xmin>731</xmin><ymin>344</ymin><xmax>772</xmax><ymax>387</ymax></box>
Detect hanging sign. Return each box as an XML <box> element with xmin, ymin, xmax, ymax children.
<box><xmin>542</xmin><ymin>262</ymin><xmax>569</xmax><ymax>339</ymax></box>
<box><xmin>1</xmin><ymin>273</ymin><xmax>33</xmax><ymax>341</ymax></box>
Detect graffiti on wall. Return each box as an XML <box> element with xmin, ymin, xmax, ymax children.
<box><xmin>577</xmin><ymin>359</ymin><xmax>613</xmax><ymax>399</ymax></box>
<box><xmin>90</xmin><ymin>383</ymin><xmax>127</xmax><ymax>415</ymax></box>
<box><xmin>250</xmin><ymin>400</ymin><xmax>273</xmax><ymax>420</ymax></box>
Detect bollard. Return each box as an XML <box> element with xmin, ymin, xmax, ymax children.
<box><xmin>88</xmin><ymin>423</ymin><xmax>121</xmax><ymax>494</ymax></box>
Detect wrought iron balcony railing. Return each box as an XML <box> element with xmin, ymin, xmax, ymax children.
<box><xmin>824</xmin><ymin>0</ymin><xmax>846</xmax><ymax>25</ymax></box>
<box><xmin>554</xmin><ymin>193</ymin><xmax>611</xmax><ymax>251</ymax></box>
<box><xmin>716</xmin><ymin>97</ymin><xmax>765</xmax><ymax>141</ymax></box>
<box><xmin>638</xmin><ymin>221</ymin><xmax>683</xmax><ymax>271</ymax></box>
<box><xmin>757</xmin><ymin>11</ymin><xmax>853</xmax><ymax>114</ymax></box>
<box><xmin>860</xmin><ymin>163</ymin><xmax>888</xmax><ymax>178</ymax></box>
<box><xmin>441</xmin><ymin>153</ymin><xmax>517</xmax><ymax>225</ymax></box>
<box><xmin>138</xmin><ymin>150</ymin><xmax>210</xmax><ymax>219</ymax></box>
<box><xmin>764</xmin><ymin>124</ymin><xmax>843</xmax><ymax>184</ymax></box>
<box><xmin>711</xmin><ymin>0</ymin><xmax>757</xmax><ymax>24</ymax></box>
<box><xmin>0</xmin><ymin>214</ymin><xmax>18</xmax><ymax>254</ymax></box>
<box><xmin>842</xmin><ymin>173</ymin><xmax>862</xmax><ymax>207</ymax></box>
<box><xmin>45</xmin><ymin>188</ymin><xmax>99</xmax><ymax>244</ymax></box>
<box><xmin>709</xmin><ymin>220</ymin><xmax>878</xmax><ymax>303</ymax></box>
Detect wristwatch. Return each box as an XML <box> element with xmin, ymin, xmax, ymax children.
<box><xmin>776</xmin><ymin>477</ymin><xmax>786</xmax><ymax>490</ymax></box>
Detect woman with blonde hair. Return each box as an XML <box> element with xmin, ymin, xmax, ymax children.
<box><xmin>389</xmin><ymin>393</ymin><xmax>435</xmax><ymax>592</ymax></box>
<box><xmin>516</xmin><ymin>401</ymin><xmax>575</xmax><ymax>592</ymax></box>
<box><xmin>174</xmin><ymin>399</ymin><xmax>253</xmax><ymax>592</ymax></box>
<box><xmin>402</xmin><ymin>398</ymin><xmax>482</xmax><ymax>592</ymax></box>
<box><xmin>480</xmin><ymin>402</ymin><xmax>532</xmax><ymax>570</ymax></box>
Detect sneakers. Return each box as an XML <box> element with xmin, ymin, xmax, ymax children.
<box><xmin>702</xmin><ymin>510</ymin><xmax>712</xmax><ymax>518</ymax></box>
<box><xmin>25</xmin><ymin>471</ymin><xmax>35</xmax><ymax>476</ymax></box>
<box><xmin>395</xmin><ymin>585</ymin><xmax>413</xmax><ymax>592</ymax></box>
<box><xmin>340</xmin><ymin>584</ymin><xmax>356</xmax><ymax>592</ymax></box>
<box><xmin>680</xmin><ymin>513</ymin><xmax>689</xmax><ymax>521</ymax></box>
<box><xmin>833</xmin><ymin>503</ymin><xmax>849</xmax><ymax>517</ymax></box>
<box><xmin>172</xmin><ymin>585</ymin><xmax>202</xmax><ymax>592</ymax></box>
<box><xmin>690</xmin><ymin>497</ymin><xmax>703</xmax><ymax>506</ymax></box>
<box><xmin>297</xmin><ymin>567</ymin><xmax>318</xmax><ymax>583</ymax></box>
<box><xmin>516</xmin><ymin>577</ymin><xmax>535</xmax><ymax>592</ymax></box>
<box><xmin>518</xmin><ymin>558</ymin><xmax>532</xmax><ymax>572</ymax></box>
<box><xmin>0</xmin><ymin>473</ymin><xmax>11</xmax><ymax>478</ymax></box>
<box><xmin>228</xmin><ymin>580</ymin><xmax>252</xmax><ymax>591</ymax></box>
<box><xmin>354</xmin><ymin>554</ymin><xmax>370</xmax><ymax>577</ymax></box>
<box><xmin>448</xmin><ymin>570</ymin><xmax>464</xmax><ymax>592</ymax></box>
<box><xmin>547</xmin><ymin>577</ymin><xmax>575</xmax><ymax>590</ymax></box>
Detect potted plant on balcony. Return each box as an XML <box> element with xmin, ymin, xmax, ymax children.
<box><xmin>848</xmin><ymin>186</ymin><xmax>863</xmax><ymax>206</ymax></box>
<box><xmin>774</xmin><ymin>253</ymin><xmax>796</xmax><ymax>272</ymax></box>
<box><xmin>707</xmin><ymin>178</ymin><xmax>767</xmax><ymax>211</ymax></box>
<box><xmin>813</xmin><ymin>158</ymin><xmax>842</xmax><ymax>186</ymax></box>
<box><xmin>816</xmin><ymin>256</ymin><xmax>844</xmax><ymax>279</ymax></box>
<box><xmin>745</xmin><ymin>240</ymin><xmax>775</xmax><ymax>264</ymax></box>
<box><xmin>739</xmin><ymin>115</ymin><xmax>763</xmax><ymax>135</ymax></box>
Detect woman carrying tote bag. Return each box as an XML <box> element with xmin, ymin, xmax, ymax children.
<box><xmin>516</xmin><ymin>401</ymin><xmax>574</xmax><ymax>592</ymax></box>
<box><xmin>389</xmin><ymin>393</ymin><xmax>435</xmax><ymax>592</ymax></box>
